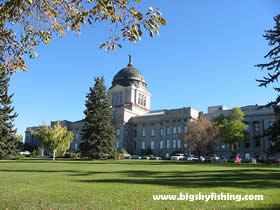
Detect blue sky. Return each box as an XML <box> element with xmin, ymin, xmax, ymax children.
<box><xmin>10</xmin><ymin>0</ymin><xmax>279</xmax><ymax>138</ymax></box>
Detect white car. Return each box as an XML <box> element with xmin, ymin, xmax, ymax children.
<box><xmin>17</xmin><ymin>151</ymin><xmax>31</xmax><ymax>155</ymax></box>
<box><xmin>171</xmin><ymin>153</ymin><xmax>185</xmax><ymax>160</ymax></box>
<box><xmin>187</xmin><ymin>155</ymin><xmax>199</xmax><ymax>161</ymax></box>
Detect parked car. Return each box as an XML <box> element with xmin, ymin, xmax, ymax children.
<box><xmin>243</xmin><ymin>158</ymin><xmax>257</xmax><ymax>164</ymax></box>
<box><xmin>124</xmin><ymin>153</ymin><xmax>132</xmax><ymax>159</ymax></box>
<box><xmin>216</xmin><ymin>157</ymin><xmax>228</xmax><ymax>162</ymax></box>
<box><xmin>227</xmin><ymin>156</ymin><xmax>242</xmax><ymax>163</ymax></box>
<box><xmin>131</xmin><ymin>155</ymin><xmax>141</xmax><ymax>159</ymax></box>
<box><xmin>187</xmin><ymin>155</ymin><xmax>199</xmax><ymax>161</ymax></box>
<box><xmin>200</xmin><ymin>156</ymin><xmax>205</xmax><ymax>162</ymax></box>
<box><xmin>17</xmin><ymin>151</ymin><xmax>31</xmax><ymax>155</ymax></box>
<box><xmin>235</xmin><ymin>157</ymin><xmax>242</xmax><ymax>163</ymax></box>
<box><xmin>171</xmin><ymin>153</ymin><xmax>185</xmax><ymax>160</ymax></box>
<box><xmin>205</xmin><ymin>155</ymin><xmax>220</xmax><ymax>162</ymax></box>
<box><xmin>264</xmin><ymin>157</ymin><xmax>280</xmax><ymax>164</ymax></box>
<box><xmin>227</xmin><ymin>156</ymin><xmax>236</xmax><ymax>163</ymax></box>
<box><xmin>149</xmin><ymin>155</ymin><xmax>162</xmax><ymax>160</ymax></box>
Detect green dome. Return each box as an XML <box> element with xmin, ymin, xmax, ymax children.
<box><xmin>112</xmin><ymin>56</ymin><xmax>146</xmax><ymax>87</ymax></box>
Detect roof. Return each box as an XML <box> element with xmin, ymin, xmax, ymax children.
<box><xmin>112</xmin><ymin>56</ymin><xmax>146</xmax><ymax>87</ymax></box>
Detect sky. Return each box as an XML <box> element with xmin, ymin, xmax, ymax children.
<box><xmin>9</xmin><ymin>0</ymin><xmax>279</xmax><ymax>139</ymax></box>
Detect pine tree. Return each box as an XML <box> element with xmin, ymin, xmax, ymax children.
<box><xmin>0</xmin><ymin>68</ymin><xmax>18</xmax><ymax>158</ymax></box>
<box><xmin>80</xmin><ymin>76</ymin><xmax>116</xmax><ymax>159</ymax></box>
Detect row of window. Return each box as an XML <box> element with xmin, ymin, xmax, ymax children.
<box><xmin>116</xmin><ymin>139</ymin><xmax>188</xmax><ymax>150</ymax></box>
<box><xmin>141</xmin><ymin>126</ymin><xmax>187</xmax><ymax>137</ymax></box>
<box><xmin>141</xmin><ymin>139</ymin><xmax>187</xmax><ymax>150</ymax></box>
<box><xmin>116</xmin><ymin>126</ymin><xmax>188</xmax><ymax>137</ymax></box>
<box><xmin>112</xmin><ymin>94</ymin><xmax>124</xmax><ymax>105</ymax></box>
<box><xmin>138</xmin><ymin>93</ymin><xmax>146</xmax><ymax>106</ymax></box>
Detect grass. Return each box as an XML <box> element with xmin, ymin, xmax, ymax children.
<box><xmin>0</xmin><ymin>159</ymin><xmax>280</xmax><ymax>209</ymax></box>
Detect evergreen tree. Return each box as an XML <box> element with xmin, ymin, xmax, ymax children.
<box><xmin>256</xmin><ymin>14</ymin><xmax>280</xmax><ymax>151</ymax></box>
<box><xmin>80</xmin><ymin>77</ymin><xmax>116</xmax><ymax>159</ymax></box>
<box><xmin>0</xmin><ymin>68</ymin><xmax>18</xmax><ymax>158</ymax></box>
<box><xmin>264</xmin><ymin>106</ymin><xmax>280</xmax><ymax>154</ymax></box>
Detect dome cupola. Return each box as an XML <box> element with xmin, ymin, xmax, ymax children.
<box><xmin>112</xmin><ymin>55</ymin><xmax>146</xmax><ymax>87</ymax></box>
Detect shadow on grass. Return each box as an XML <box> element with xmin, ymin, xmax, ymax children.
<box><xmin>72</xmin><ymin>168</ymin><xmax>280</xmax><ymax>189</ymax></box>
<box><xmin>2</xmin><ymin>159</ymin><xmax>279</xmax><ymax>169</ymax></box>
<box><xmin>0</xmin><ymin>166</ymin><xmax>279</xmax><ymax>189</ymax></box>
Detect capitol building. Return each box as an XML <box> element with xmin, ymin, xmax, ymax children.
<box><xmin>25</xmin><ymin>56</ymin><xmax>275</xmax><ymax>160</ymax></box>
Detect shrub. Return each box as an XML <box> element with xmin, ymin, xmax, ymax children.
<box><xmin>32</xmin><ymin>149</ymin><xmax>37</xmax><ymax>158</ymax></box>
<box><xmin>70</xmin><ymin>153</ymin><xmax>80</xmax><ymax>158</ymax></box>
<box><xmin>37</xmin><ymin>148</ymin><xmax>42</xmax><ymax>156</ymax></box>
<box><xmin>120</xmin><ymin>148</ymin><xmax>126</xmax><ymax>155</ymax></box>
<box><xmin>15</xmin><ymin>155</ymin><xmax>25</xmax><ymax>160</ymax></box>
<box><xmin>63</xmin><ymin>152</ymin><xmax>80</xmax><ymax>158</ymax></box>
<box><xmin>63</xmin><ymin>152</ymin><xmax>71</xmax><ymax>158</ymax></box>
<box><xmin>114</xmin><ymin>152</ymin><xmax>121</xmax><ymax>160</ymax></box>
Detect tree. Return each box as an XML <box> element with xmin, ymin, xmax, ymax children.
<box><xmin>264</xmin><ymin>106</ymin><xmax>280</xmax><ymax>154</ymax></box>
<box><xmin>256</xmin><ymin>14</ymin><xmax>280</xmax><ymax>108</ymax></box>
<box><xmin>256</xmin><ymin>14</ymin><xmax>280</xmax><ymax>149</ymax></box>
<box><xmin>0</xmin><ymin>0</ymin><xmax>166</xmax><ymax>73</ymax></box>
<box><xmin>0</xmin><ymin>68</ymin><xmax>18</xmax><ymax>158</ymax></box>
<box><xmin>179</xmin><ymin>116</ymin><xmax>218</xmax><ymax>158</ymax></box>
<box><xmin>80</xmin><ymin>76</ymin><xmax>116</xmax><ymax>159</ymax></box>
<box><xmin>31</xmin><ymin>122</ymin><xmax>73</xmax><ymax>161</ymax></box>
<box><xmin>213</xmin><ymin>107</ymin><xmax>249</xmax><ymax>155</ymax></box>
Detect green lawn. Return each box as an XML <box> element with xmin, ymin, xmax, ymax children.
<box><xmin>0</xmin><ymin>159</ymin><xmax>279</xmax><ymax>209</ymax></box>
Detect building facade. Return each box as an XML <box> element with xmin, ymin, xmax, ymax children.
<box><xmin>25</xmin><ymin>56</ymin><xmax>275</xmax><ymax>160</ymax></box>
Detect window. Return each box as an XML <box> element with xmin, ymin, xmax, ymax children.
<box><xmin>138</xmin><ymin>93</ymin><xmax>146</xmax><ymax>106</ymax></box>
<box><xmin>75</xmin><ymin>133</ymin><xmax>79</xmax><ymax>140</ymax></box>
<box><xmin>173</xmin><ymin>140</ymin><xmax>176</xmax><ymax>149</ymax></box>
<box><xmin>254</xmin><ymin>122</ymin><xmax>260</xmax><ymax>132</ymax></box>
<box><xmin>160</xmin><ymin>128</ymin><xmax>164</xmax><ymax>136</ymax></box>
<box><xmin>125</xmin><ymin>129</ymin><xmax>129</xmax><ymax>137</ymax></box>
<box><xmin>184</xmin><ymin>144</ymin><xmax>188</xmax><ymax>148</ymax></box>
<box><xmin>245</xmin><ymin>153</ymin><xmax>250</xmax><ymax>159</ymax></box>
<box><xmin>178</xmin><ymin>126</ymin><xmax>182</xmax><ymax>133</ymax></box>
<box><xmin>144</xmin><ymin>96</ymin><xmax>146</xmax><ymax>106</ymax></box>
<box><xmin>246</xmin><ymin>124</ymin><xmax>249</xmax><ymax>131</ymax></box>
<box><xmin>151</xmin><ymin>141</ymin><xmax>155</xmax><ymax>150</ymax></box>
<box><xmin>142</xmin><ymin>129</ymin><xmax>146</xmax><ymax>137</ymax></box>
<box><xmin>160</xmin><ymin>140</ymin><xmax>163</xmax><ymax>149</ymax></box>
<box><xmin>221</xmin><ymin>144</ymin><xmax>226</xmax><ymax>149</ymax></box>
<box><xmin>74</xmin><ymin>143</ymin><xmax>78</xmax><ymax>151</ymax></box>
<box><xmin>120</xmin><ymin>95</ymin><xmax>123</xmax><ymax>104</ymax></box>
<box><xmin>138</xmin><ymin>94</ymin><xmax>141</xmax><ymax>105</ymax></box>
<box><xmin>116</xmin><ymin>95</ymin><xmax>119</xmax><ymax>104</ymax></box>
<box><xmin>166</xmin><ymin>153</ymin><xmax>169</xmax><ymax>159</ymax></box>
<box><xmin>177</xmin><ymin>140</ymin><xmax>181</xmax><ymax>148</ymax></box>
<box><xmin>166</xmin><ymin>140</ymin><xmax>170</xmax><ymax>149</ymax></box>
<box><xmin>255</xmin><ymin>137</ymin><xmax>261</xmax><ymax>147</ymax></box>
<box><xmin>134</xmin><ymin>130</ymin><xmax>137</xmax><ymax>137</ymax></box>
<box><xmin>116</xmin><ymin>129</ymin><xmax>121</xmax><ymax>136</ymax></box>
<box><xmin>184</xmin><ymin>126</ymin><xmax>188</xmax><ymax>133</ymax></box>
<box><xmin>173</xmin><ymin>127</ymin><xmax>177</xmax><ymax>134</ymax></box>
<box><xmin>151</xmin><ymin>129</ymin><xmax>155</xmax><ymax>136</ymax></box>
<box><xmin>167</xmin><ymin>127</ymin><xmax>170</xmax><ymax>135</ymax></box>
<box><xmin>142</xmin><ymin>141</ymin><xmax>145</xmax><ymax>150</ymax></box>
<box><xmin>116</xmin><ymin>141</ymin><xmax>120</xmax><ymax>148</ymax></box>
<box><xmin>112</xmin><ymin>95</ymin><xmax>115</xmax><ymax>105</ymax></box>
